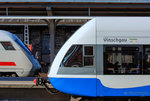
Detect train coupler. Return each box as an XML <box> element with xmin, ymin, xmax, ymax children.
<box><xmin>33</xmin><ymin>77</ymin><xmax>50</xmax><ymax>86</ymax></box>
<box><xmin>33</xmin><ymin>77</ymin><xmax>60</xmax><ymax>94</ymax></box>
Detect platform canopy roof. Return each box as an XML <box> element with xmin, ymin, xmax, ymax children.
<box><xmin>0</xmin><ymin>0</ymin><xmax>150</xmax><ymax>3</ymax></box>
<box><xmin>1</xmin><ymin>0</ymin><xmax>150</xmax><ymax>24</ymax></box>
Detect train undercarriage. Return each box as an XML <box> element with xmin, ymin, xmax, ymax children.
<box><xmin>0</xmin><ymin>72</ymin><xmax>18</xmax><ymax>77</ymax></box>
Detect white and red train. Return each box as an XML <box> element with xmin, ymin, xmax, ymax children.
<box><xmin>0</xmin><ymin>30</ymin><xmax>41</xmax><ymax>77</ymax></box>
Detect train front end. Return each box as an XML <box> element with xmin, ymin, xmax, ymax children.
<box><xmin>0</xmin><ymin>30</ymin><xmax>41</xmax><ymax>77</ymax></box>
<box><xmin>14</xmin><ymin>36</ymin><xmax>41</xmax><ymax>76</ymax></box>
<box><xmin>6</xmin><ymin>30</ymin><xmax>41</xmax><ymax>77</ymax></box>
<box><xmin>48</xmin><ymin>18</ymin><xmax>97</xmax><ymax>97</ymax></box>
<box><xmin>48</xmin><ymin>17</ymin><xmax>150</xmax><ymax>97</ymax></box>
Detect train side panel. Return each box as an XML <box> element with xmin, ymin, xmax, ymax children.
<box><xmin>97</xmin><ymin>75</ymin><xmax>150</xmax><ymax>96</ymax></box>
<box><xmin>96</xmin><ymin>17</ymin><xmax>150</xmax><ymax>96</ymax></box>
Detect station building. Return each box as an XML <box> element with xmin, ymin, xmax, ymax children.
<box><xmin>0</xmin><ymin>0</ymin><xmax>150</xmax><ymax>72</ymax></box>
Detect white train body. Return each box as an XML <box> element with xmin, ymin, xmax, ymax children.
<box><xmin>48</xmin><ymin>17</ymin><xmax>150</xmax><ymax>97</ymax></box>
<box><xmin>0</xmin><ymin>30</ymin><xmax>41</xmax><ymax>77</ymax></box>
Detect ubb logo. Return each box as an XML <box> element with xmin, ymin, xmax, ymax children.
<box><xmin>130</xmin><ymin>38</ymin><xmax>138</xmax><ymax>43</ymax></box>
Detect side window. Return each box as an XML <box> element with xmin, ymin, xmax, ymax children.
<box><xmin>61</xmin><ymin>45</ymin><xmax>94</xmax><ymax>67</ymax></box>
<box><xmin>143</xmin><ymin>46</ymin><xmax>150</xmax><ymax>74</ymax></box>
<box><xmin>1</xmin><ymin>42</ymin><xmax>15</xmax><ymax>50</ymax></box>
<box><xmin>104</xmin><ymin>45</ymin><xmax>141</xmax><ymax>75</ymax></box>
<box><xmin>84</xmin><ymin>46</ymin><xmax>94</xmax><ymax>66</ymax></box>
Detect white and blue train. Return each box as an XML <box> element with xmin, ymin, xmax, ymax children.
<box><xmin>0</xmin><ymin>30</ymin><xmax>41</xmax><ymax>77</ymax></box>
<box><xmin>48</xmin><ymin>17</ymin><xmax>150</xmax><ymax>97</ymax></box>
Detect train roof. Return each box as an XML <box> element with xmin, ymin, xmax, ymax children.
<box><xmin>0</xmin><ymin>30</ymin><xmax>17</xmax><ymax>41</ymax></box>
<box><xmin>96</xmin><ymin>17</ymin><xmax>150</xmax><ymax>32</ymax></box>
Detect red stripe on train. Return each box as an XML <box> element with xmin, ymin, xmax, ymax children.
<box><xmin>0</xmin><ymin>62</ymin><xmax>16</xmax><ymax>66</ymax></box>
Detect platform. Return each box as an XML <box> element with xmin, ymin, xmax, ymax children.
<box><xmin>0</xmin><ymin>77</ymin><xmax>52</xmax><ymax>88</ymax></box>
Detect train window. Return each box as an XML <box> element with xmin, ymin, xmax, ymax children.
<box><xmin>143</xmin><ymin>46</ymin><xmax>150</xmax><ymax>74</ymax></box>
<box><xmin>1</xmin><ymin>42</ymin><xmax>15</xmax><ymax>50</ymax></box>
<box><xmin>85</xmin><ymin>46</ymin><xmax>93</xmax><ymax>55</ymax></box>
<box><xmin>58</xmin><ymin>45</ymin><xmax>95</xmax><ymax>75</ymax></box>
<box><xmin>84</xmin><ymin>57</ymin><xmax>94</xmax><ymax>66</ymax></box>
<box><xmin>84</xmin><ymin>46</ymin><xmax>94</xmax><ymax>66</ymax></box>
<box><xmin>104</xmin><ymin>45</ymin><xmax>142</xmax><ymax>75</ymax></box>
<box><xmin>61</xmin><ymin>45</ymin><xmax>83</xmax><ymax>67</ymax></box>
<box><xmin>61</xmin><ymin>45</ymin><xmax>94</xmax><ymax>67</ymax></box>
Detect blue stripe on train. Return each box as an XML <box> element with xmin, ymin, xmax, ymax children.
<box><xmin>50</xmin><ymin>78</ymin><xmax>150</xmax><ymax>97</ymax></box>
<box><xmin>50</xmin><ymin>78</ymin><xmax>97</xmax><ymax>97</ymax></box>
